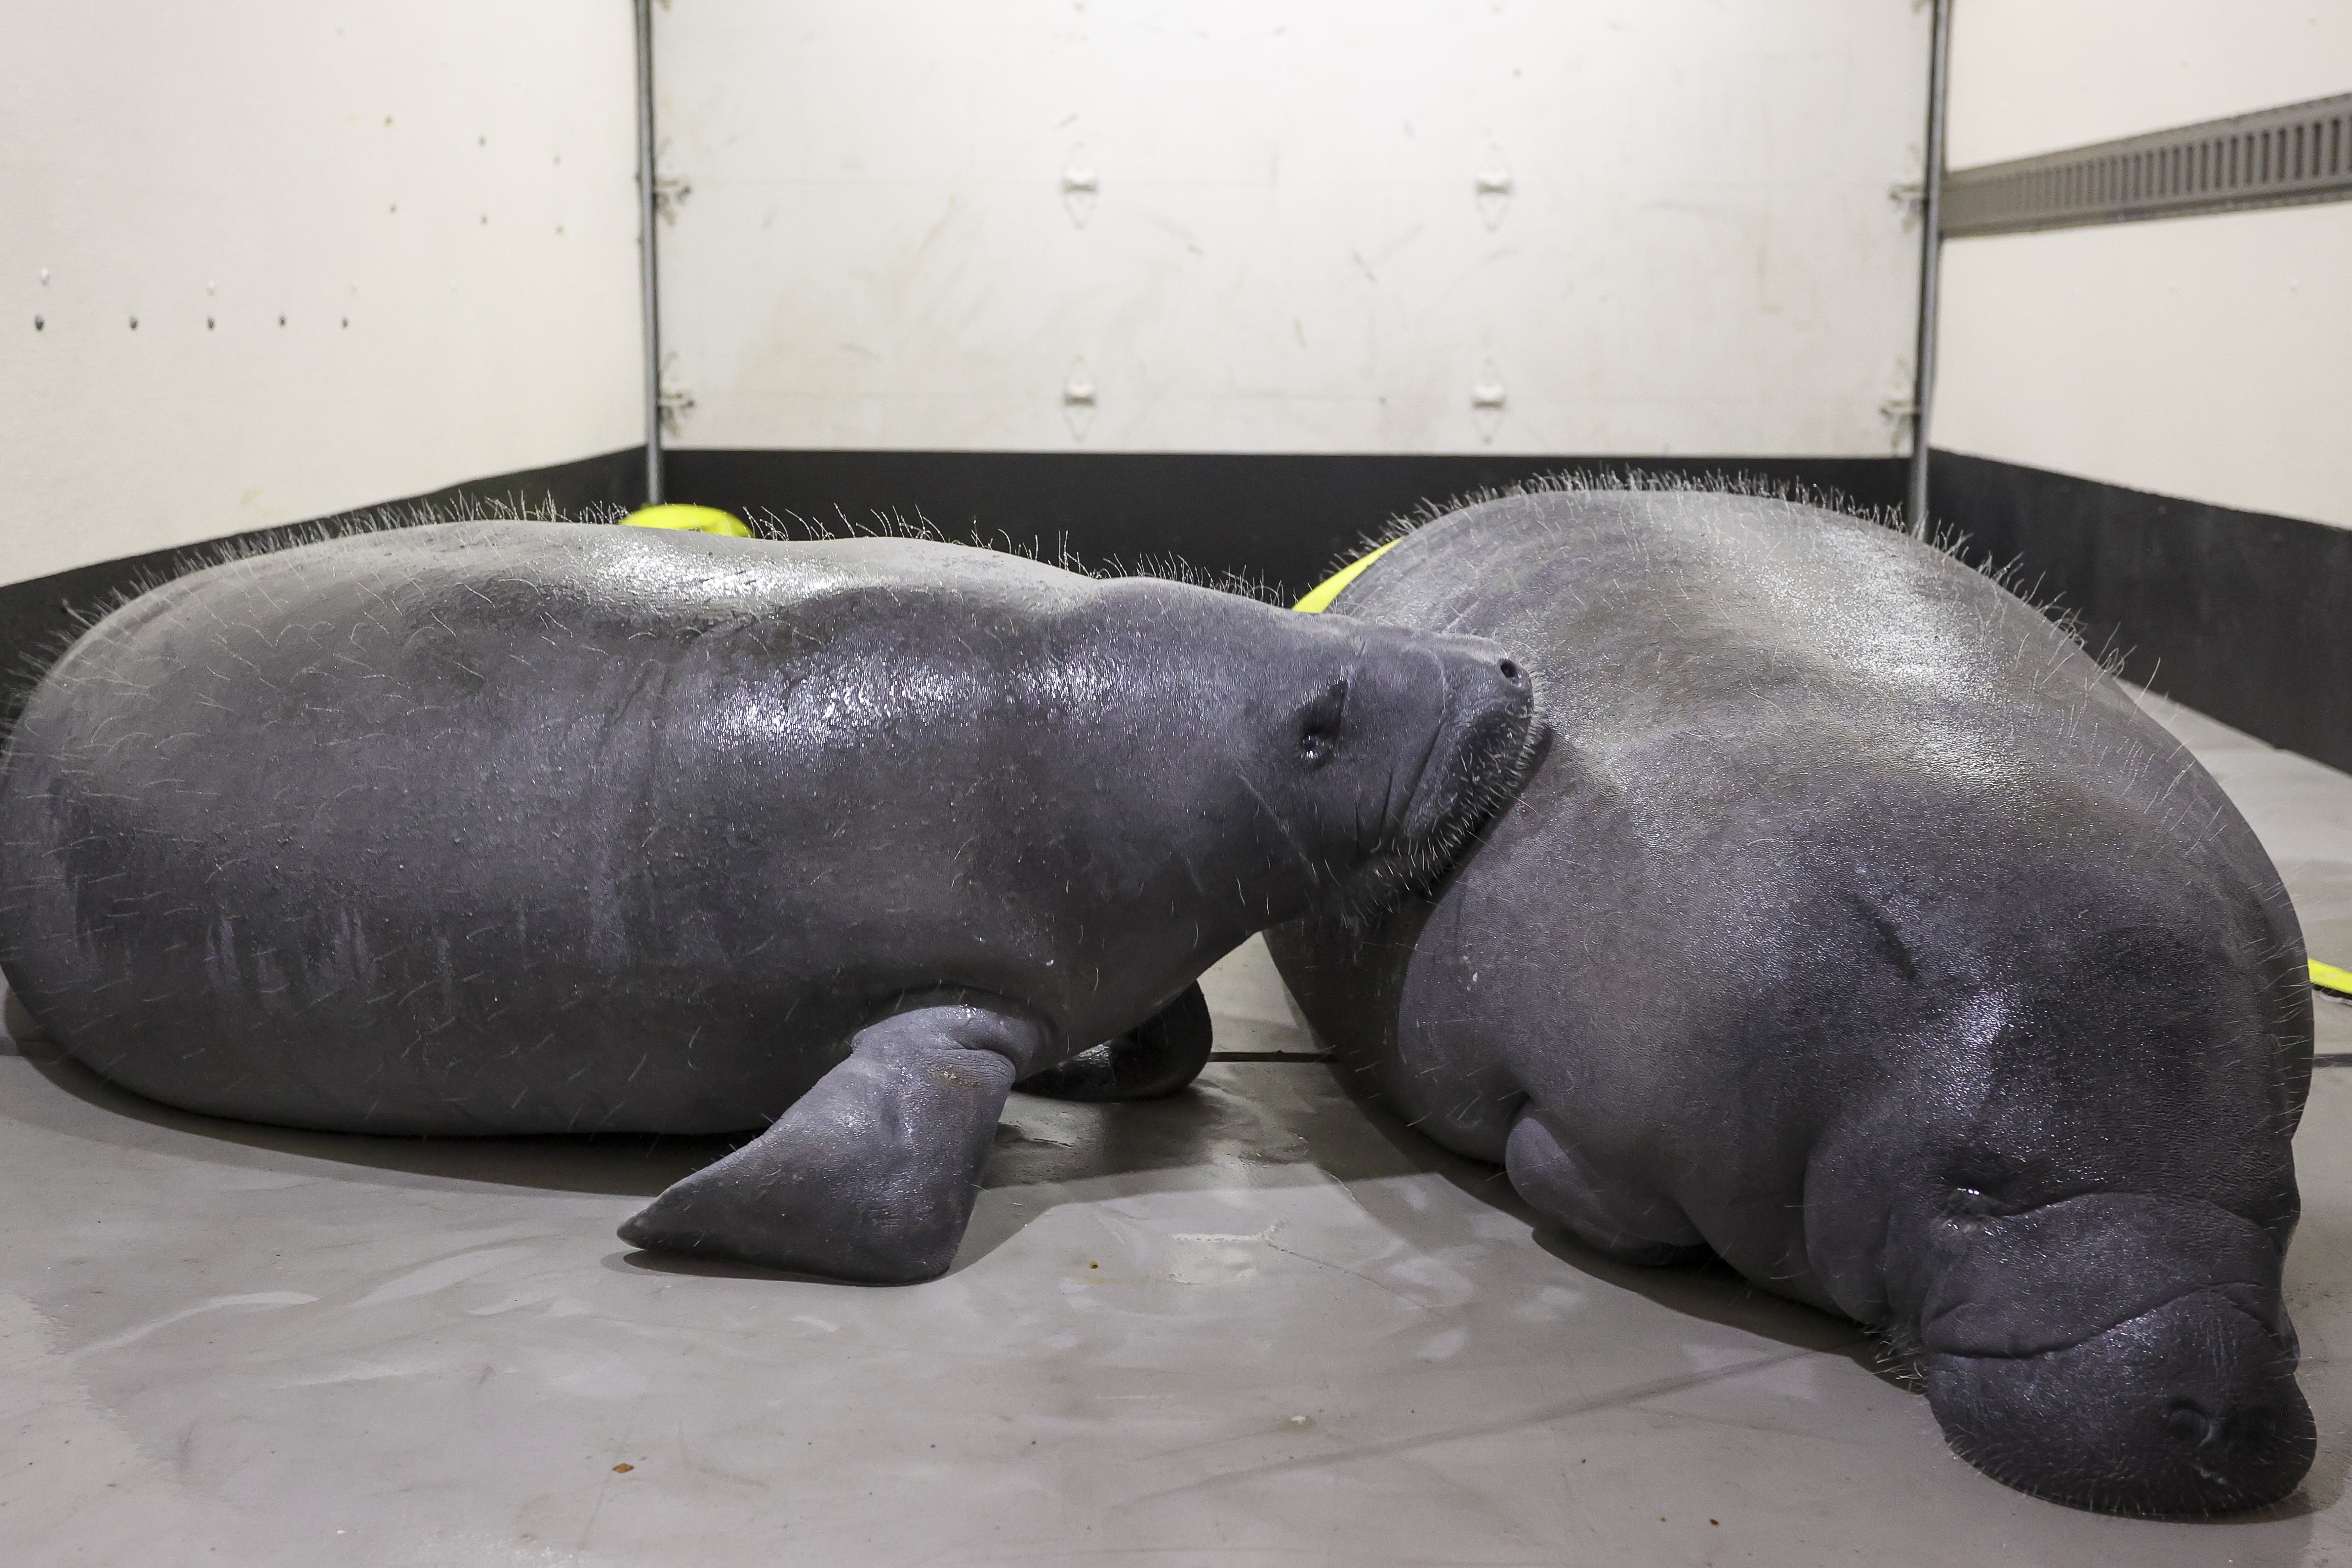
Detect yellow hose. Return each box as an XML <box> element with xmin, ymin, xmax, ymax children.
<box><xmin>623</xmin><ymin>504</ymin><xmax>752</xmax><ymax>538</ymax></box>
<box><xmin>1294</xmin><ymin>539</ymin><xmax>1400</xmax><ymax>613</ymax></box>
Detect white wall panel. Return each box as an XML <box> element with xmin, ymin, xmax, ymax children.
<box><xmin>1934</xmin><ymin>1</ymin><xmax>2352</xmax><ymax>530</ymax></box>
<box><xmin>657</xmin><ymin>0</ymin><xmax>1929</xmax><ymax>457</ymax></box>
<box><xmin>1946</xmin><ymin>0</ymin><xmax>2352</xmax><ymax>167</ymax></box>
<box><xmin>1935</xmin><ymin>204</ymin><xmax>2352</xmax><ymax>530</ymax></box>
<box><xmin>0</xmin><ymin>3</ymin><xmax>644</xmax><ymax>586</ymax></box>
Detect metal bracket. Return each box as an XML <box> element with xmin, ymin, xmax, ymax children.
<box><xmin>1470</xmin><ymin>361</ymin><xmax>1507</xmax><ymax>443</ymax></box>
<box><xmin>1062</xmin><ymin>361</ymin><xmax>1097</xmax><ymax>441</ymax></box>
<box><xmin>657</xmin><ymin>355</ymin><xmax>695</xmax><ymax>433</ymax></box>
<box><xmin>1061</xmin><ymin>149</ymin><xmax>1099</xmax><ymax>229</ymax></box>
<box><xmin>1475</xmin><ymin>152</ymin><xmax>1513</xmax><ymax>231</ymax></box>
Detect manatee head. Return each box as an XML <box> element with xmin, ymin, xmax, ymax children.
<box><xmin>1892</xmin><ymin>927</ymin><xmax>2313</xmax><ymax>1517</ymax></box>
<box><xmin>1910</xmin><ymin>1196</ymin><xmax>2311</xmax><ymax>1517</ymax></box>
<box><xmin>1076</xmin><ymin>577</ymin><xmax>1535</xmax><ymax>936</ymax></box>
<box><xmin>1790</xmin><ymin>763</ymin><xmax>2315</xmax><ymax>1517</ymax></box>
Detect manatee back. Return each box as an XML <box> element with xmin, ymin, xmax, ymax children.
<box><xmin>1349</xmin><ymin>487</ymin><xmax>2139</xmax><ymax>763</ymax></box>
<box><xmin>0</xmin><ymin>521</ymin><xmax>1135</xmax><ymax>1133</ymax></box>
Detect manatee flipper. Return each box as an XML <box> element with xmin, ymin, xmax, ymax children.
<box><xmin>1504</xmin><ymin>1109</ymin><xmax>1709</xmax><ymax>1267</ymax></box>
<box><xmin>617</xmin><ymin>1001</ymin><xmax>1043</xmax><ymax>1283</ymax></box>
<box><xmin>1013</xmin><ymin>983</ymin><xmax>1214</xmax><ymax>1102</ymax></box>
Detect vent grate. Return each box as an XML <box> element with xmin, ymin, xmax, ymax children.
<box><xmin>1942</xmin><ymin>92</ymin><xmax>2352</xmax><ymax>238</ymax></box>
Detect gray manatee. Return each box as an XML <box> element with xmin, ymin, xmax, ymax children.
<box><xmin>1267</xmin><ymin>484</ymin><xmax>2315</xmax><ymax>1516</ymax></box>
<box><xmin>0</xmin><ymin>518</ymin><xmax>1532</xmax><ymax>1283</ymax></box>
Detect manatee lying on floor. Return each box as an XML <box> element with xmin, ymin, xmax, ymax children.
<box><xmin>0</xmin><ymin>517</ymin><xmax>1532</xmax><ymax>1283</ymax></box>
<box><xmin>1268</xmin><ymin>482</ymin><xmax>2315</xmax><ymax>1516</ymax></box>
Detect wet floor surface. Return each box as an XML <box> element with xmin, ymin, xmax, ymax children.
<box><xmin>3</xmin><ymin>686</ymin><xmax>2351</xmax><ymax>1567</ymax></box>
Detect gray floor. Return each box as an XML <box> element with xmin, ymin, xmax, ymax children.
<box><xmin>4</xmin><ymin>688</ymin><xmax>2351</xmax><ymax>1567</ymax></box>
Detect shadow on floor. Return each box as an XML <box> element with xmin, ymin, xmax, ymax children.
<box><xmin>0</xmin><ymin>1040</ymin><xmax>2100</xmax><ymax>1380</ymax></box>
<box><xmin>15</xmin><ymin>1035</ymin><xmax>2341</xmax><ymax>1522</ymax></box>
<box><xmin>14</xmin><ymin>1038</ymin><xmax>1858</xmax><ymax>1355</ymax></box>
<box><xmin>12</xmin><ymin>1041</ymin><xmax>750</xmax><ymax>1196</ymax></box>
<box><xmin>1318</xmin><ymin>1072</ymin><xmax>1895</xmax><ymax>1374</ymax></box>
<box><xmin>13</xmin><ymin>1031</ymin><xmax>1469</xmax><ymax>1197</ymax></box>
<box><xmin>17</xmin><ymin>1036</ymin><xmax>2344</xmax><ymax>1517</ymax></box>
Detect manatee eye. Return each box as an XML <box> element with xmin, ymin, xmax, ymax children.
<box><xmin>1934</xmin><ymin>1187</ymin><xmax>2003</xmax><ymax>1243</ymax></box>
<box><xmin>1947</xmin><ymin>1187</ymin><xmax>1998</xmax><ymax>1218</ymax></box>
<box><xmin>1297</xmin><ymin>677</ymin><xmax>1348</xmax><ymax>765</ymax></box>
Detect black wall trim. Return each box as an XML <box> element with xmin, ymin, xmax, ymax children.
<box><xmin>664</xmin><ymin>449</ymin><xmax>1907</xmax><ymax>601</ymax></box>
<box><xmin>3</xmin><ymin>446</ymin><xmax>1903</xmax><ymax>737</ymax></box>
<box><xmin>18</xmin><ymin>448</ymin><xmax>2329</xmax><ymax>776</ymax></box>
<box><xmin>1</xmin><ymin>448</ymin><xmax>643</xmax><ymax>729</ymax></box>
<box><xmin>1931</xmin><ymin>450</ymin><xmax>2350</xmax><ymax>774</ymax></box>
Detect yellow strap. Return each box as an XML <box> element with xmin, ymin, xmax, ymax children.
<box><xmin>2315</xmin><ymin>959</ymin><xmax>2352</xmax><ymax>998</ymax></box>
<box><xmin>623</xmin><ymin>504</ymin><xmax>753</xmax><ymax>538</ymax></box>
<box><xmin>1294</xmin><ymin>538</ymin><xmax>1400</xmax><ymax>613</ymax></box>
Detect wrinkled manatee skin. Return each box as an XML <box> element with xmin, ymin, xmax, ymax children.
<box><xmin>0</xmin><ymin>519</ymin><xmax>1532</xmax><ymax>1281</ymax></box>
<box><xmin>1268</xmin><ymin>488</ymin><xmax>2314</xmax><ymax>1515</ymax></box>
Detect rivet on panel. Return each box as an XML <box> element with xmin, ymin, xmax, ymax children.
<box><xmin>1061</xmin><ymin>147</ymin><xmax>1099</xmax><ymax>229</ymax></box>
<box><xmin>1475</xmin><ymin>151</ymin><xmax>1514</xmax><ymax>230</ymax></box>
<box><xmin>1062</xmin><ymin>360</ymin><xmax>1097</xmax><ymax>442</ymax></box>
<box><xmin>1471</xmin><ymin>360</ymin><xmax>1507</xmax><ymax>443</ymax></box>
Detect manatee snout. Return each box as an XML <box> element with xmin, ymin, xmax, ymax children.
<box><xmin>1333</xmin><ymin>626</ymin><xmax>1534</xmax><ymax>887</ymax></box>
<box><xmin>1911</xmin><ymin>1194</ymin><xmax>2312</xmax><ymax>1514</ymax></box>
<box><xmin>1405</xmin><ymin>640</ymin><xmax>1535</xmax><ymax>845</ymax></box>
<box><xmin>1924</xmin><ymin>1289</ymin><xmax>2312</xmax><ymax>1516</ymax></box>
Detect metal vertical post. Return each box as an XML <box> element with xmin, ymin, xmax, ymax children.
<box><xmin>634</xmin><ymin>0</ymin><xmax>664</xmax><ymax>505</ymax></box>
<box><xmin>1907</xmin><ymin>0</ymin><xmax>1952</xmax><ymax>536</ymax></box>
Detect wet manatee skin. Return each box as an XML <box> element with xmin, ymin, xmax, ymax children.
<box><xmin>0</xmin><ymin>518</ymin><xmax>1536</xmax><ymax>1283</ymax></box>
<box><xmin>0</xmin><ymin>519</ymin><xmax>1528</xmax><ymax>1136</ymax></box>
<box><xmin>1271</xmin><ymin>487</ymin><xmax>2316</xmax><ymax>1516</ymax></box>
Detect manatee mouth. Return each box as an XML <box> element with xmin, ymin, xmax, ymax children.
<box><xmin>1919</xmin><ymin>1284</ymin><xmax>2314</xmax><ymax>1516</ymax></box>
<box><xmin>1333</xmin><ymin>666</ymin><xmax>1538</xmax><ymax>927</ymax></box>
